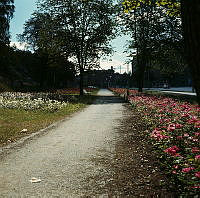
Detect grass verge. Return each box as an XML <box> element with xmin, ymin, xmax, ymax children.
<box><xmin>0</xmin><ymin>95</ymin><xmax>95</xmax><ymax>146</ymax></box>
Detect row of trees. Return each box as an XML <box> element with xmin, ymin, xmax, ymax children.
<box><xmin>0</xmin><ymin>1</ymin><xmax>76</xmax><ymax>90</ymax></box>
<box><xmin>19</xmin><ymin>0</ymin><xmax>117</xmax><ymax>94</ymax></box>
<box><xmin>1</xmin><ymin>0</ymin><xmax>200</xmax><ymax>104</ymax></box>
<box><xmin>120</xmin><ymin>0</ymin><xmax>185</xmax><ymax>89</ymax></box>
<box><xmin>121</xmin><ymin>0</ymin><xmax>200</xmax><ymax>104</ymax></box>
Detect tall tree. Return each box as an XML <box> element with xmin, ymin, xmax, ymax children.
<box><xmin>0</xmin><ymin>0</ymin><xmax>15</xmax><ymax>72</ymax></box>
<box><xmin>0</xmin><ymin>0</ymin><xmax>14</xmax><ymax>44</ymax></box>
<box><xmin>19</xmin><ymin>12</ymin><xmax>76</xmax><ymax>88</ymax></box>
<box><xmin>41</xmin><ymin>0</ymin><xmax>116</xmax><ymax>95</ymax></box>
<box><xmin>181</xmin><ymin>0</ymin><xmax>200</xmax><ymax>105</ymax></box>
<box><xmin>20</xmin><ymin>0</ymin><xmax>117</xmax><ymax>95</ymax></box>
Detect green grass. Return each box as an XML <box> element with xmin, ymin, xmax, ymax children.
<box><xmin>0</xmin><ymin>95</ymin><xmax>96</xmax><ymax>146</ymax></box>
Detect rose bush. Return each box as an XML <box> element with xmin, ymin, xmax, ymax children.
<box><xmin>109</xmin><ymin>88</ymin><xmax>138</xmax><ymax>96</ymax></box>
<box><xmin>111</xmin><ymin>88</ymin><xmax>200</xmax><ymax>195</ymax></box>
<box><xmin>57</xmin><ymin>87</ymin><xmax>98</xmax><ymax>95</ymax></box>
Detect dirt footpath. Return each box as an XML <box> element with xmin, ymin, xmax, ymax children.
<box><xmin>0</xmin><ymin>89</ymin><xmax>174</xmax><ymax>197</ymax></box>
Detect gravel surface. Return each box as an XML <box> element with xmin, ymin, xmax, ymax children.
<box><xmin>87</xmin><ymin>104</ymin><xmax>176</xmax><ymax>197</ymax></box>
<box><xmin>0</xmin><ymin>89</ymin><xmax>124</xmax><ymax>197</ymax></box>
<box><xmin>0</xmin><ymin>89</ymin><xmax>174</xmax><ymax>197</ymax></box>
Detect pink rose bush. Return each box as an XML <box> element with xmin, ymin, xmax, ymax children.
<box><xmin>195</xmin><ymin>172</ymin><xmax>200</xmax><ymax>178</ymax></box>
<box><xmin>109</xmin><ymin>88</ymin><xmax>138</xmax><ymax>96</ymax></box>
<box><xmin>164</xmin><ymin>146</ymin><xmax>181</xmax><ymax>157</ymax></box>
<box><xmin>111</xmin><ymin>88</ymin><xmax>200</xmax><ymax>195</ymax></box>
<box><xmin>109</xmin><ymin>88</ymin><xmax>127</xmax><ymax>95</ymax></box>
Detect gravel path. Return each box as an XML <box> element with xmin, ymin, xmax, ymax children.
<box><xmin>0</xmin><ymin>89</ymin><xmax>126</xmax><ymax>197</ymax></box>
<box><xmin>0</xmin><ymin>89</ymin><xmax>174</xmax><ymax>197</ymax></box>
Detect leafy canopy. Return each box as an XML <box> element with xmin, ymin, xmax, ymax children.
<box><xmin>0</xmin><ymin>0</ymin><xmax>15</xmax><ymax>44</ymax></box>
<box><xmin>122</xmin><ymin>0</ymin><xmax>180</xmax><ymax>16</ymax></box>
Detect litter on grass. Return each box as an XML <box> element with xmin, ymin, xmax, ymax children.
<box><xmin>21</xmin><ymin>129</ymin><xmax>28</xmax><ymax>133</ymax></box>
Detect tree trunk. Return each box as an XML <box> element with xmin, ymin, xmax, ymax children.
<box><xmin>137</xmin><ymin>49</ymin><xmax>147</xmax><ymax>93</ymax></box>
<box><xmin>79</xmin><ymin>66</ymin><xmax>84</xmax><ymax>96</ymax></box>
<box><xmin>138</xmin><ymin>68</ymin><xmax>144</xmax><ymax>93</ymax></box>
<box><xmin>181</xmin><ymin>0</ymin><xmax>200</xmax><ymax>105</ymax></box>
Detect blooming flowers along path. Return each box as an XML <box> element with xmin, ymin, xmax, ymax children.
<box><xmin>0</xmin><ymin>88</ymin><xmax>97</xmax><ymax>112</ymax></box>
<box><xmin>0</xmin><ymin>92</ymin><xmax>68</xmax><ymax>112</ymax></box>
<box><xmin>110</xmin><ymin>88</ymin><xmax>200</xmax><ymax>196</ymax></box>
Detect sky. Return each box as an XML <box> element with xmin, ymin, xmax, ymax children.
<box><xmin>10</xmin><ymin>0</ymin><xmax>131</xmax><ymax>74</ymax></box>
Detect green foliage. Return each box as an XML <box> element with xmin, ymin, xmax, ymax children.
<box><xmin>20</xmin><ymin>0</ymin><xmax>117</xmax><ymax>71</ymax></box>
<box><xmin>0</xmin><ymin>0</ymin><xmax>15</xmax><ymax>44</ymax></box>
<box><xmin>0</xmin><ymin>0</ymin><xmax>15</xmax><ymax>76</ymax></box>
<box><xmin>118</xmin><ymin>0</ymin><xmax>185</xmax><ymax>90</ymax></box>
<box><xmin>19</xmin><ymin>0</ymin><xmax>117</xmax><ymax>94</ymax></box>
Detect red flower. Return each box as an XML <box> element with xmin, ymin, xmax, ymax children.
<box><xmin>192</xmin><ymin>147</ymin><xmax>200</xmax><ymax>153</ymax></box>
<box><xmin>173</xmin><ymin>165</ymin><xmax>179</xmax><ymax>169</ymax></box>
<box><xmin>177</xmin><ymin>136</ymin><xmax>183</xmax><ymax>140</ymax></box>
<box><xmin>164</xmin><ymin>146</ymin><xmax>180</xmax><ymax>156</ymax></box>
<box><xmin>175</xmin><ymin>123</ymin><xmax>183</xmax><ymax>129</ymax></box>
<box><xmin>195</xmin><ymin>172</ymin><xmax>200</xmax><ymax>178</ymax></box>
<box><xmin>181</xmin><ymin>113</ymin><xmax>190</xmax><ymax>118</ymax></box>
<box><xmin>187</xmin><ymin>116</ymin><xmax>198</xmax><ymax>124</ymax></box>
<box><xmin>194</xmin><ymin>132</ymin><xmax>200</xmax><ymax>136</ymax></box>
<box><xmin>191</xmin><ymin>186</ymin><xmax>200</xmax><ymax>189</ymax></box>
<box><xmin>182</xmin><ymin>167</ymin><xmax>195</xmax><ymax>173</ymax></box>
<box><xmin>151</xmin><ymin>129</ymin><xmax>169</xmax><ymax>140</ymax></box>
<box><xmin>167</xmin><ymin>124</ymin><xmax>176</xmax><ymax>131</ymax></box>
<box><xmin>195</xmin><ymin>155</ymin><xmax>200</xmax><ymax>159</ymax></box>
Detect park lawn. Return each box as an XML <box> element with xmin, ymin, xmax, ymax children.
<box><xmin>0</xmin><ymin>102</ymin><xmax>86</xmax><ymax>146</ymax></box>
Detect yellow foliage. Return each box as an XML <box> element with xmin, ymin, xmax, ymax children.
<box><xmin>122</xmin><ymin>0</ymin><xmax>180</xmax><ymax>16</ymax></box>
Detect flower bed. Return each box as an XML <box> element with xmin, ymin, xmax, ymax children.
<box><xmin>111</xmin><ymin>88</ymin><xmax>200</xmax><ymax>195</ymax></box>
<box><xmin>0</xmin><ymin>92</ymin><xmax>69</xmax><ymax>112</ymax></box>
<box><xmin>109</xmin><ymin>88</ymin><xmax>127</xmax><ymax>95</ymax></box>
<box><xmin>0</xmin><ymin>88</ymin><xmax>97</xmax><ymax>112</ymax></box>
<box><xmin>109</xmin><ymin>88</ymin><xmax>138</xmax><ymax>95</ymax></box>
<box><xmin>56</xmin><ymin>87</ymin><xmax>98</xmax><ymax>95</ymax></box>
<box><xmin>56</xmin><ymin>88</ymin><xmax>80</xmax><ymax>95</ymax></box>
